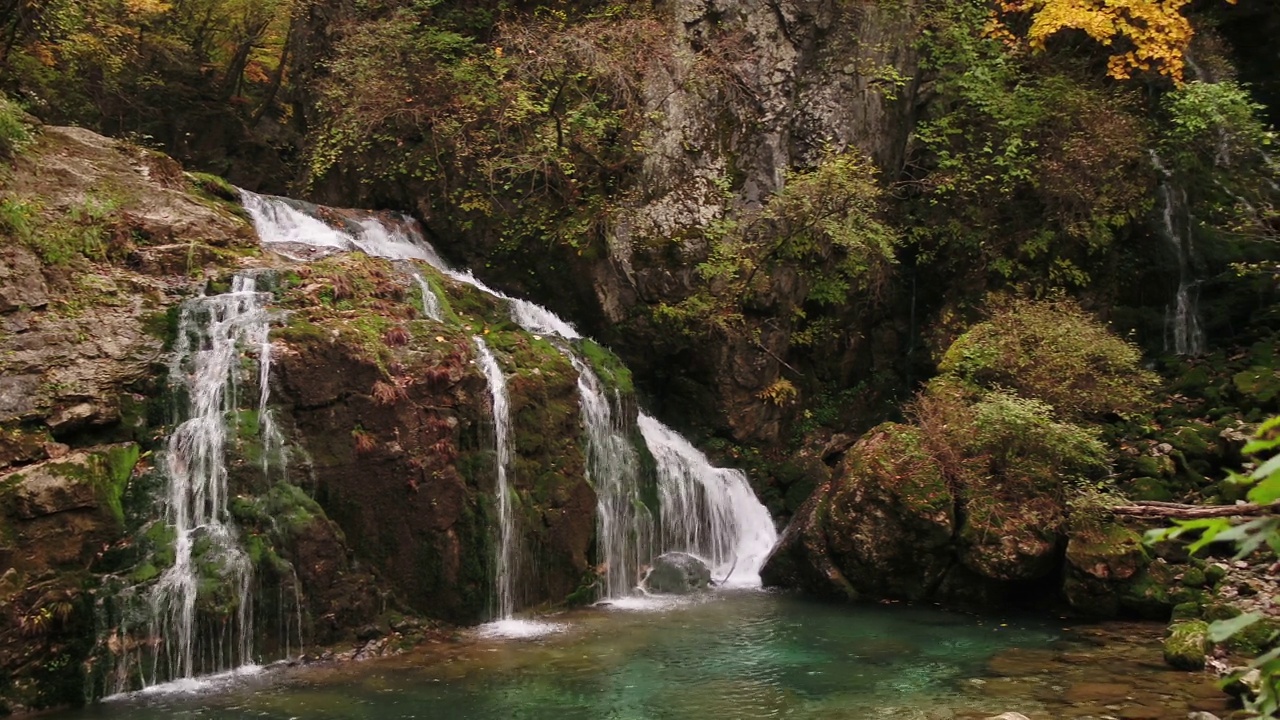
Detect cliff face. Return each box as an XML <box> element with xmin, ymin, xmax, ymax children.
<box><xmin>597</xmin><ymin>0</ymin><xmax>920</xmax><ymax>444</ymax></box>
<box><xmin>295</xmin><ymin>0</ymin><xmax>923</xmax><ymax>450</ymax></box>
<box><xmin>0</xmin><ymin>121</ymin><xmax>602</xmax><ymax>712</ymax></box>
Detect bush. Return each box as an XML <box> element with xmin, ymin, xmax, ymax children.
<box><xmin>0</xmin><ymin>94</ymin><xmax>32</xmax><ymax>158</ymax></box>
<box><xmin>938</xmin><ymin>295</ymin><xmax>1156</xmax><ymax>420</ymax></box>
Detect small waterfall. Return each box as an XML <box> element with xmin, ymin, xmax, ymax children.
<box><xmin>145</xmin><ymin>273</ymin><xmax>274</xmax><ymax>683</ymax></box>
<box><xmin>639</xmin><ymin>413</ymin><xmax>778</xmax><ymax>587</ymax></box>
<box><xmin>414</xmin><ymin>274</ymin><xmax>444</xmax><ymax>322</ymax></box>
<box><xmin>473</xmin><ymin>337</ymin><xmax>519</xmax><ymax>620</ymax></box>
<box><xmin>1150</xmin><ymin>151</ymin><xmax>1205</xmax><ymax>356</ymax></box>
<box><xmin>239</xmin><ymin>190</ymin><xmax>779</xmax><ymax>605</ymax></box>
<box><xmin>569</xmin><ymin>355</ymin><xmax>653</xmax><ymax>598</ymax></box>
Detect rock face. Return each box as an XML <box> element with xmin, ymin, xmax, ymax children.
<box><xmin>0</xmin><ymin>123</ymin><xmax>605</xmax><ymax>710</ymax></box>
<box><xmin>644</xmin><ymin>552</ymin><xmax>712</xmax><ymax>594</ymax></box>
<box><xmin>594</xmin><ymin>0</ymin><xmax>921</xmax><ymax>444</ymax></box>
<box><xmin>271</xmin><ymin>276</ymin><xmax>598</xmax><ymax>624</ymax></box>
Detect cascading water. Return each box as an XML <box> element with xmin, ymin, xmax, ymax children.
<box><xmin>639</xmin><ymin>413</ymin><xmax>778</xmax><ymax>586</ymax></box>
<box><xmin>143</xmin><ymin>273</ymin><xmax>274</xmax><ymax>684</ymax></box>
<box><xmin>1150</xmin><ymin>151</ymin><xmax>1205</xmax><ymax>356</ymax></box>
<box><xmin>472</xmin><ymin>337</ymin><xmax>520</xmax><ymax>621</ymax></box>
<box><xmin>239</xmin><ymin>190</ymin><xmax>779</xmax><ymax>609</ymax></box>
<box><xmin>414</xmin><ymin>274</ymin><xmax>444</xmax><ymax>322</ymax></box>
<box><xmin>569</xmin><ymin>355</ymin><xmax>654</xmax><ymax>598</ymax></box>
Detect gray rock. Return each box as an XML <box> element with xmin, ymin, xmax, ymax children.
<box><xmin>0</xmin><ymin>246</ymin><xmax>49</xmax><ymax>313</ymax></box>
<box><xmin>8</xmin><ymin>450</ymin><xmax>106</xmax><ymax>519</ymax></box>
<box><xmin>985</xmin><ymin>714</ymin><xmax>1031</xmax><ymax>720</ymax></box>
<box><xmin>644</xmin><ymin>552</ymin><xmax>712</xmax><ymax>594</ymax></box>
<box><xmin>1187</xmin><ymin>712</ymin><xmax>1221</xmax><ymax>720</ymax></box>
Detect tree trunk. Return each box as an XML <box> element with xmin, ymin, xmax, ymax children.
<box><xmin>1109</xmin><ymin>500</ymin><xmax>1280</xmax><ymax>519</ymax></box>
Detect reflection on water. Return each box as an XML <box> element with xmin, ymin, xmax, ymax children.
<box><xmin>54</xmin><ymin>591</ymin><xmax>1222</xmax><ymax>720</ymax></box>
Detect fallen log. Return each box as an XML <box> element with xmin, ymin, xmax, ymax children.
<box><xmin>1109</xmin><ymin>500</ymin><xmax>1280</xmax><ymax>519</ymax></box>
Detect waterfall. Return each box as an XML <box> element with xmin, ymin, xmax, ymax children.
<box><xmin>569</xmin><ymin>355</ymin><xmax>654</xmax><ymax>598</ymax></box>
<box><xmin>239</xmin><ymin>190</ymin><xmax>779</xmax><ymax>605</ymax></box>
<box><xmin>414</xmin><ymin>274</ymin><xmax>444</xmax><ymax>322</ymax></box>
<box><xmin>472</xmin><ymin>337</ymin><xmax>520</xmax><ymax>620</ymax></box>
<box><xmin>1149</xmin><ymin>151</ymin><xmax>1205</xmax><ymax>356</ymax></box>
<box><xmin>639</xmin><ymin>413</ymin><xmax>778</xmax><ymax>587</ymax></box>
<box><xmin>144</xmin><ymin>273</ymin><xmax>274</xmax><ymax>683</ymax></box>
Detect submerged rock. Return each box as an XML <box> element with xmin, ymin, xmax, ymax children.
<box><xmin>644</xmin><ymin>552</ymin><xmax>712</xmax><ymax>594</ymax></box>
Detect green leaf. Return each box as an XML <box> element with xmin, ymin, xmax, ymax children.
<box><xmin>1249</xmin><ymin>452</ymin><xmax>1280</xmax><ymax>483</ymax></box>
<box><xmin>1248</xmin><ymin>469</ymin><xmax>1280</xmax><ymax>504</ymax></box>
<box><xmin>1209</xmin><ymin>612</ymin><xmax>1263</xmax><ymax>643</ymax></box>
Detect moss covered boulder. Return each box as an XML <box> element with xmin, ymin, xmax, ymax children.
<box><xmin>1163</xmin><ymin>620</ymin><xmax>1211</xmax><ymax>670</ymax></box>
<box><xmin>763</xmin><ymin>423</ymin><xmax>955</xmax><ymax>600</ymax></box>
<box><xmin>1062</xmin><ymin>523</ymin><xmax>1154</xmax><ymax>617</ymax></box>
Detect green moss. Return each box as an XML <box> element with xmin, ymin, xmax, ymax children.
<box><xmin>1125</xmin><ymin>476</ymin><xmax>1173</xmax><ymax>501</ymax></box>
<box><xmin>575</xmin><ymin>339</ymin><xmax>634</xmax><ymax>394</ymax></box>
<box><xmin>1171</xmin><ymin>601</ymin><xmax>1202</xmax><ymax>620</ymax></box>
<box><xmin>130</xmin><ymin>563</ymin><xmax>159</xmax><ymax>583</ymax></box>
<box><xmin>274</xmin><ymin>318</ymin><xmax>330</xmax><ymax>345</ymax></box>
<box><xmin>39</xmin><ymin>444</ymin><xmax>139</xmax><ymax>527</ymax></box>
<box><xmin>143</xmin><ymin>521</ymin><xmax>177</xmax><ymax>569</ymax></box>
<box><xmin>1181</xmin><ymin>567</ymin><xmax>1207</xmax><ymax>588</ymax></box>
<box><xmin>1066</xmin><ymin>523</ymin><xmax>1148</xmax><ymax>577</ymax></box>
<box><xmin>1205</xmin><ymin>563</ymin><xmax>1228</xmax><ymax>586</ymax></box>
<box><xmin>186</xmin><ymin>172</ymin><xmax>239</xmax><ymax>202</ymax></box>
<box><xmin>1163</xmin><ymin>620</ymin><xmax>1210</xmax><ymax>670</ymax></box>
<box><xmin>1203</xmin><ymin>603</ymin><xmax>1242</xmax><ymax>622</ymax></box>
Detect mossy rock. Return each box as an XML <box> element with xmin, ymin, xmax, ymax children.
<box><xmin>1124</xmin><ymin>476</ymin><xmax>1174</xmax><ymax>502</ymax></box>
<box><xmin>1163</xmin><ymin>620</ymin><xmax>1210</xmax><ymax>670</ymax></box>
<box><xmin>822</xmin><ymin>423</ymin><xmax>956</xmax><ymax>600</ymax></box>
<box><xmin>1233</xmin><ymin>366</ymin><xmax>1280</xmax><ymax>404</ymax></box>
<box><xmin>1171</xmin><ymin>601</ymin><xmax>1202</xmax><ymax>621</ymax></box>
<box><xmin>1225</xmin><ymin>618</ymin><xmax>1280</xmax><ymax>656</ymax></box>
<box><xmin>1181</xmin><ymin>567</ymin><xmax>1207</xmax><ymax>588</ymax></box>
<box><xmin>1204</xmin><ymin>563</ymin><xmax>1228</xmax><ymax>586</ymax></box>
<box><xmin>1066</xmin><ymin>524</ymin><xmax>1147</xmax><ymax>581</ymax></box>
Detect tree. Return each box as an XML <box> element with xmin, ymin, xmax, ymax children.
<box><xmin>994</xmin><ymin>0</ymin><xmax>1236</xmax><ymax>83</ymax></box>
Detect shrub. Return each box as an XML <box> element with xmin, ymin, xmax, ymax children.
<box><xmin>938</xmin><ymin>295</ymin><xmax>1156</xmax><ymax>420</ymax></box>
<box><xmin>0</xmin><ymin>94</ymin><xmax>32</xmax><ymax>158</ymax></box>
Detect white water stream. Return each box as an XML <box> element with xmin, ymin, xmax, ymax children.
<box><xmin>1149</xmin><ymin>151</ymin><xmax>1205</xmax><ymax>356</ymax></box>
<box><xmin>142</xmin><ymin>274</ymin><xmax>274</xmax><ymax>684</ymax></box>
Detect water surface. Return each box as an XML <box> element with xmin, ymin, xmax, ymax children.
<box><xmin>58</xmin><ymin>591</ymin><xmax>1222</xmax><ymax>720</ymax></box>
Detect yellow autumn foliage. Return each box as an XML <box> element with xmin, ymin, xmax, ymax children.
<box><xmin>995</xmin><ymin>0</ymin><xmax>1235</xmax><ymax>83</ymax></box>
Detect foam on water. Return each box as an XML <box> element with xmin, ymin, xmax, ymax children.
<box><xmin>107</xmin><ymin>664</ymin><xmax>267</xmax><ymax>700</ymax></box>
<box><xmin>475</xmin><ymin>619</ymin><xmax>568</xmax><ymax>640</ymax></box>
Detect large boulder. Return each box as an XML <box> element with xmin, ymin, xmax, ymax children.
<box><xmin>644</xmin><ymin>552</ymin><xmax>711</xmax><ymax>594</ymax></box>
<box><xmin>763</xmin><ymin>423</ymin><xmax>955</xmax><ymax>601</ymax></box>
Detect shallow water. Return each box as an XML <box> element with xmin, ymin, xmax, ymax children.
<box><xmin>56</xmin><ymin>591</ymin><xmax>1224</xmax><ymax>720</ymax></box>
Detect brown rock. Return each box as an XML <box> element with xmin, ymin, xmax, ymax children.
<box><xmin>1063</xmin><ymin>682</ymin><xmax>1134</xmax><ymax>704</ymax></box>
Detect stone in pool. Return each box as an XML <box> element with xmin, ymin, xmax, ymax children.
<box><xmin>645</xmin><ymin>552</ymin><xmax>712</xmax><ymax>594</ymax></box>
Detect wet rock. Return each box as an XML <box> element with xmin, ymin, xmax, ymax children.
<box><xmin>644</xmin><ymin>552</ymin><xmax>711</xmax><ymax>594</ymax></box>
<box><xmin>984</xmin><ymin>714</ymin><xmax>1031</xmax><ymax>720</ymax></box>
